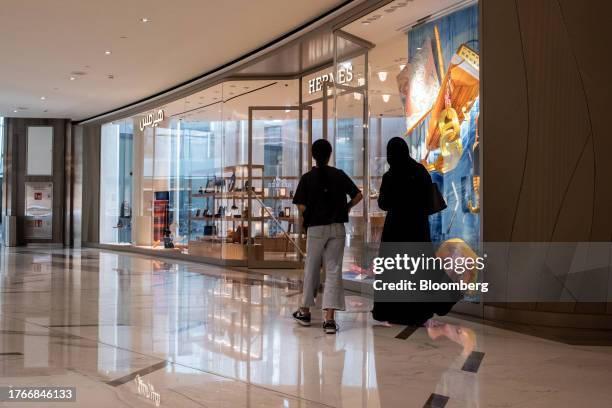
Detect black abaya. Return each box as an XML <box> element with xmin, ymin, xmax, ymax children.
<box><xmin>371</xmin><ymin>137</ymin><xmax>459</xmax><ymax>325</ymax></box>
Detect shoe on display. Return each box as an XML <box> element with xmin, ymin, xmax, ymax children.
<box><xmin>292</xmin><ymin>310</ymin><xmax>311</xmax><ymax>326</ymax></box>
<box><xmin>323</xmin><ymin>320</ymin><xmax>338</xmax><ymax>334</ymax></box>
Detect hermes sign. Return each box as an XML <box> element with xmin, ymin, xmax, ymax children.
<box><xmin>139</xmin><ymin>109</ymin><xmax>165</xmax><ymax>131</ymax></box>
<box><xmin>308</xmin><ymin>65</ymin><xmax>353</xmax><ymax>94</ymax></box>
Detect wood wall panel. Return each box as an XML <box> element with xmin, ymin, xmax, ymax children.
<box><xmin>80</xmin><ymin>124</ymin><xmax>100</xmax><ymax>244</ymax></box>
<box><xmin>482</xmin><ymin>0</ymin><xmax>612</xmax><ymax>322</ymax></box>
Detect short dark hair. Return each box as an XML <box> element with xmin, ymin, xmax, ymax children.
<box><xmin>312</xmin><ymin>139</ymin><xmax>332</xmax><ymax>166</ymax></box>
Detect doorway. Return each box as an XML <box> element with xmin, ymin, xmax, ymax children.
<box><xmin>247</xmin><ymin>105</ymin><xmax>312</xmax><ymax>268</ymax></box>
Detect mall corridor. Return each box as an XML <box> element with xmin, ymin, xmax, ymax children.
<box><xmin>1</xmin><ymin>248</ymin><xmax>611</xmax><ymax>407</ymax></box>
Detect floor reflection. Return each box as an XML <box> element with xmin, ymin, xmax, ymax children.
<box><xmin>1</xmin><ymin>248</ymin><xmax>612</xmax><ymax>407</ymax></box>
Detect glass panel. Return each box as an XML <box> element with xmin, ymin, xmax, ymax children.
<box><xmin>249</xmin><ymin>108</ymin><xmax>305</xmax><ymax>264</ymax></box>
<box><xmin>100</xmin><ymin>120</ymin><xmax>133</xmax><ymax>244</ymax></box>
<box><xmin>174</xmin><ymin>85</ymin><xmax>225</xmax><ymax>259</ymax></box>
<box><xmin>333</xmin><ymin>36</ymin><xmax>368</xmax><ymax>276</ymax></box>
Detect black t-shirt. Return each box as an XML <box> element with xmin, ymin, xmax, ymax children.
<box><xmin>292</xmin><ymin>166</ymin><xmax>360</xmax><ymax>228</ymax></box>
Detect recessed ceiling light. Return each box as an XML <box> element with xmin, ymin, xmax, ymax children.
<box><xmin>141</xmin><ymin>17</ymin><xmax>150</xmax><ymax>23</ymax></box>
<box><xmin>105</xmin><ymin>50</ymin><xmax>111</xmax><ymax>55</ymax></box>
<box><xmin>382</xmin><ymin>94</ymin><xmax>391</xmax><ymax>103</ymax></box>
<box><xmin>70</xmin><ymin>76</ymin><xmax>76</xmax><ymax>81</ymax></box>
<box><xmin>399</xmin><ymin>64</ymin><xmax>406</xmax><ymax>71</ymax></box>
<box><xmin>13</xmin><ymin>109</ymin><xmax>18</xmax><ymax>113</ymax></box>
<box><xmin>377</xmin><ymin>71</ymin><xmax>388</xmax><ymax>82</ymax></box>
<box><xmin>40</xmin><ymin>96</ymin><xmax>46</xmax><ymax>100</ymax></box>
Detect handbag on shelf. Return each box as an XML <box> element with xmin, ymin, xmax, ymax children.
<box><xmin>428</xmin><ymin>182</ymin><xmax>447</xmax><ymax>215</ymax></box>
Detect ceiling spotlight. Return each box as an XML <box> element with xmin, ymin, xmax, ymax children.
<box><xmin>382</xmin><ymin>94</ymin><xmax>391</xmax><ymax>103</ymax></box>
<box><xmin>377</xmin><ymin>71</ymin><xmax>388</xmax><ymax>82</ymax></box>
<box><xmin>70</xmin><ymin>76</ymin><xmax>76</xmax><ymax>81</ymax></box>
<box><xmin>353</xmin><ymin>92</ymin><xmax>362</xmax><ymax>101</ymax></box>
<box><xmin>399</xmin><ymin>64</ymin><xmax>406</xmax><ymax>71</ymax></box>
<box><xmin>417</xmin><ymin>47</ymin><xmax>422</xmax><ymax>50</ymax></box>
<box><xmin>40</xmin><ymin>96</ymin><xmax>46</xmax><ymax>100</ymax></box>
<box><xmin>285</xmin><ymin>109</ymin><xmax>291</xmax><ymax>113</ymax></box>
<box><xmin>13</xmin><ymin>109</ymin><xmax>18</xmax><ymax>113</ymax></box>
<box><xmin>105</xmin><ymin>50</ymin><xmax>111</xmax><ymax>55</ymax></box>
<box><xmin>141</xmin><ymin>17</ymin><xmax>150</xmax><ymax>23</ymax></box>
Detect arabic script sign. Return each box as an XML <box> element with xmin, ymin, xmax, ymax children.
<box><xmin>139</xmin><ymin>109</ymin><xmax>165</xmax><ymax>131</ymax></box>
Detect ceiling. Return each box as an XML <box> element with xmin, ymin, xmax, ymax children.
<box><xmin>0</xmin><ymin>0</ymin><xmax>347</xmax><ymax>121</ymax></box>
<box><xmin>90</xmin><ymin>0</ymin><xmax>470</xmax><ymax>126</ymax></box>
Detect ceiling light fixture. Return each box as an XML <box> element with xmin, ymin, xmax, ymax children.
<box><xmin>70</xmin><ymin>76</ymin><xmax>76</xmax><ymax>81</ymax></box>
<box><xmin>377</xmin><ymin>71</ymin><xmax>388</xmax><ymax>82</ymax></box>
<box><xmin>13</xmin><ymin>109</ymin><xmax>18</xmax><ymax>113</ymax></box>
<box><xmin>105</xmin><ymin>50</ymin><xmax>111</xmax><ymax>55</ymax></box>
<box><xmin>399</xmin><ymin>64</ymin><xmax>406</xmax><ymax>71</ymax></box>
<box><xmin>357</xmin><ymin>77</ymin><xmax>366</xmax><ymax>86</ymax></box>
<box><xmin>40</xmin><ymin>96</ymin><xmax>46</xmax><ymax>100</ymax></box>
<box><xmin>382</xmin><ymin>94</ymin><xmax>391</xmax><ymax>103</ymax></box>
<box><xmin>141</xmin><ymin>17</ymin><xmax>150</xmax><ymax>23</ymax></box>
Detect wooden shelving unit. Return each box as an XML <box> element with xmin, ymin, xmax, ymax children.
<box><xmin>186</xmin><ymin>164</ymin><xmax>303</xmax><ymax>264</ymax></box>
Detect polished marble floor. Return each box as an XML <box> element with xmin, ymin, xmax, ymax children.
<box><xmin>1</xmin><ymin>248</ymin><xmax>612</xmax><ymax>407</ymax></box>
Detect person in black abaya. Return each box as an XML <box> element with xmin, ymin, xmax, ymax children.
<box><xmin>371</xmin><ymin>137</ymin><xmax>459</xmax><ymax>326</ymax></box>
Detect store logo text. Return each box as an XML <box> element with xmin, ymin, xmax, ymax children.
<box><xmin>139</xmin><ymin>109</ymin><xmax>165</xmax><ymax>131</ymax></box>
<box><xmin>308</xmin><ymin>65</ymin><xmax>353</xmax><ymax>94</ymax></box>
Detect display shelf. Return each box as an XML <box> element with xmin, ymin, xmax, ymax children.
<box><xmin>186</xmin><ymin>163</ymin><xmax>302</xmax><ymax>265</ymax></box>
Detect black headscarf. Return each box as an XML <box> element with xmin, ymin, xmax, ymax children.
<box><xmin>386</xmin><ymin>136</ymin><xmax>414</xmax><ymax>171</ymax></box>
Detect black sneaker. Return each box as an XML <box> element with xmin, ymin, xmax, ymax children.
<box><xmin>323</xmin><ymin>320</ymin><xmax>338</xmax><ymax>334</ymax></box>
<box><xmin>292</xmin><ymin>310</ymin><xmax>311</xmax><ymax>326</ymax></box>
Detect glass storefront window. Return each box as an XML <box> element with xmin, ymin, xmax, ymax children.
<box><xmin>337</xmin><ymin>0</ymin><xmax>482</xmax><ymax>295</ymax></box>
<box><xmin>98</xmin><ymin>0</ymin><xmax>481</xmax><ymax>273</ymax></box>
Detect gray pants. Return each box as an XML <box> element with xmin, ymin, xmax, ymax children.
<box><xmin>301</xmin><ymin>223</ymin><xmax>346</xmax><ymax>311</ymax></box>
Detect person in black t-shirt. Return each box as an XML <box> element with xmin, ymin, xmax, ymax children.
<box><xmin>291</xmin><ymin>139</ymin><xmax>363</xmax><ymax>334</ymax></box>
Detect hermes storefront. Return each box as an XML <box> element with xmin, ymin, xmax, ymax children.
<box><xmin>91</xmin><ymin>0</ymin><xmax>481</xmax><ymax>285</ymax></box>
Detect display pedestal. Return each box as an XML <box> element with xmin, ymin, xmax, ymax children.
<box><xmin>188</xmin><ymin>240</ymin><xmax>261</xmax><ymax>260</ymax></box>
